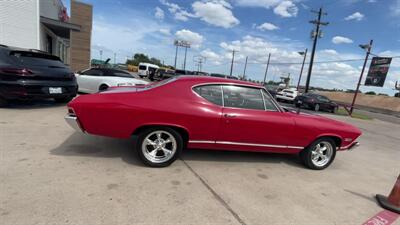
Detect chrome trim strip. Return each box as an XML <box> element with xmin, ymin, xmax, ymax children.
<box><xmin>188</xmin><ymin>140</ymin><xmax>215</xmax><ymax>144</ymax></box>
<box><xmin>64</xmin><ymin>114</ymin><xmax>85</xmax><ymax>133</ymax></box>
<box><xmin>340</xmin><ymin>141</ymin><xmax>360</xmax><ymax>150</ymax></box>
<box><xmin>188</xmin><ymin>140</ymin><xmax>304</xmax><ymax>149</ymax></box>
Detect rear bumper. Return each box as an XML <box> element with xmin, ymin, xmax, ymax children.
<box><xmin>340</xmin><ymin>141</ymin><xmax>360</xmax><ymax>150</ymax></box>
<box><xmin>65</xmin><ymin>114</ymin><xmax>85</xmax><ymax>133</ymax></box>
<box><xmin>0</xmin><ymin>80</ymin><xmax>77</xmax><ymax>100</ymax></box>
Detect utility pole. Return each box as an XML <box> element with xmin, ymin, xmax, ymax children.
<box><xmin>174</xmin><ymin>40</ymin><xmax>190</xmax><ymax>70</ymax></box>
<box><xmin>350</xmin><ymin>39</ymin><xmax>373</xmax><ymax>115</ymax></box>
<box><xmin>262</xmin><ymin>53</ymin><xmax>271</xmax><ymax>85</ymax></box>
<box><xmin>100</xmin><ymin>50</ymin><xmax>103</xmax><ymax>61</ymax></box>
<box><xmin>297</xmin><ymin>48</ymin><xmax>308</xmax><ymax>90</ymax></box>
<box><xmin>305</xmin><ymin>8</ymin><xmax>329</xmax><ymax>93</ymax></box>
<box><xmin>229</xmin><ymin>50</ymin><xmax>237</xmax><ymax>78</ymax></box>
<box><xmin>193</xmin><ymin>55</ymin><xmax>206</xmax><ymax>72</ymax></box>
<box><xmin>242</xmin><ymin>56</ymin><xmax>248</xmax><ymax>80</ymax></box>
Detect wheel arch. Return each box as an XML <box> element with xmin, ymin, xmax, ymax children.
<box><xmin>311</xmin><ymin>134</ymin><xmax>342</xmax><ymax>149</ymax></box>
<box><xmin>132</xmin><ymin>124</ymin><xmax>190</xmax><ymax>145</ymax></box>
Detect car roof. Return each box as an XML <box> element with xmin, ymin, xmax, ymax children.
<box><xmin>176</xmin><ymin>75</ymin><xmax>262</xmax><ymax>88</ymax></box>
<box><xmin>0</xmin><ymin>44</ymin><xmax>49</xmax><ymax>54</ymax></box>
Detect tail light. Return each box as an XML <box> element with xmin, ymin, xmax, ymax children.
<box><xmin>0</xmin><ymin>68</ymin><xmax>34</xmax><ymax>76</ymax></box>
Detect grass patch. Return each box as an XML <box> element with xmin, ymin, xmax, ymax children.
<box><xmin>336</xmin><ymin>108</ymin><xmax>373</xmax><ymax>120</ymax></box>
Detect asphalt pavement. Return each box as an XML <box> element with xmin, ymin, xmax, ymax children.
<box><xmin>1</xmin><ymin>100</ymin><xmax>399</xmax><ymax>225</ymax></box>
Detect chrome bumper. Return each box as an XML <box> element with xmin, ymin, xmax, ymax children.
<box><xmin>65</xmin><ymin>114</ymin><xmax>85</xmax><ymax>133</ymax></box>
<box><xmin>340</xmin><ymin>141</ymin><xmax>359</xmax><ymax>151</ymax></box>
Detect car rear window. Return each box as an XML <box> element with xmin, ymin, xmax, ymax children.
<box><xmin>139</xmin><ymin>65</ymin><xmax>147</xmax><ymax>70</ymax></box>
<box><xmin>10</xmin><ymin>51</ymin><xmax>66</xmax><ymax>68</ymax></box>
<box><xmin>283</xmin><ymin>90</ymin><xmax>294</xmax><ymax>94</ymax></box>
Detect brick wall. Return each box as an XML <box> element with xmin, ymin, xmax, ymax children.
<box><xmin>70</xmin><ymin>0</ymin><xmax>92</xmax><ymax>72</ymax></box>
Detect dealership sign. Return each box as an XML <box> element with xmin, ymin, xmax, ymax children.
<box><xmin>365</xmin><ymin>57</ymin><xmax>392</xmax><ymax>87</ymax></box>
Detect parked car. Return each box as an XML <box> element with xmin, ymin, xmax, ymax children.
<box><xmin>0</xmin><ymin>45</ymin><xmax>77</xmax><ymax>106</ymax></box>
<box><xmin>295</xmin><ymin>93</ymin><xmax>338</xmax><ymax>113</ymax></box>
<box><xmin>66</xmin><ymin>76</ymin><xmax>361</xmax><ymax>170</ymax></box>
<box><xmin>76</xmin><ymin>68</ymin><xmax>148</xmax><ymax>93</ymax></box>
<box><xmin>154</xmin><ymin>68</ymin><xmax>176</xmax><ymax>80</ymax></box>
<box><xmin>138</xmin><ymin>62</ymin><xmax>159</xmax><ymax>78</ymax></box>
<box><xmin>276</xmin><ymin>88</ymin><xmax>299</xmax><ymax>102</ymax></box>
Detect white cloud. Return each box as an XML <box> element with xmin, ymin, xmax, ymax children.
<box><xmin>391</xmin><ymin>0</ymin><xmax>400</xmax><ymax>16</ymax></box>
<box><xmin>200</xmin><ymin>49</ymin><xmax>224</xmax><ymax>65</ymax></box>
<box><xmin>158</xmin><ymin>28</ymin><xmax>171</xmax><ymax>35</ymax></box>
<box><xmin>175</xmin><ymin>29</ymin><xmax>204</xmax><ymax>49</ymax></box>
<box><xmin>332</xmin><ymin>36</ymin><xmax>354</xmax><ymax>44</ymax></box>
<box><xmin>160</xmin><ymin>0</ymin><xmax>195</xmax><ymax>21</ymax></box>
<box><xmin>192</xmin><ymin>0</ymin><xmax>240</xmax><ymax>28</ymax></box>
<box><xmin>234</xmin><ymin>0</ymin><xmax>298</xmax><ymax>17</ymax></box>
<box><xmin>320</xmin><ymin>49</ymin><xmax>338</xmax><ymax>55</ymax></box>
<box><xmin>344</xmin><ymin>12</ymin><xmax>364</xmax><ymax>21</ymax></box>
<box><xmin>273</xmin><ymin>1</ymin><xmax>298</xmax><ymax>17</ymax></box>
<box><xmin>155</xmin><ymin>7</ymin><xmax>165</xmax><ymax>20</ymax></box>
<box><xmin>256</xmin><ymin>22</ymin><xmax>279</xmax><ymax>31</ymax></box>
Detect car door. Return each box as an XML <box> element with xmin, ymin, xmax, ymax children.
<box><xmin>78</xmin><ymin>69</ymin><xmax>103</xmax><ymax>93</ymax></box>
<box><xmin>317</xmin><ymin>96</ymin><xmax>331</xmax><ymax>111</ymax></box>
<box><xmin>216</xmin><ymin>85</ymin><xmax>297</xmax><ymax>152</ymax></box>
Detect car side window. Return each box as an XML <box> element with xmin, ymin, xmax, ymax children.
<box><xmin>262</xmin><ymin>90</ymin><xmax>278</xmax><ymax>111</ymax></box>
<box><xmin>317</xmin><ymin>96</ymin><xmax>329</xmax><ymax>103</ymax></box>
<box><xmin>193</xmin><ymin>85</ymin><xmax>223</xmax><ymax>106</ymax></box>
<box><xmin>222</xmin><ymin>86</ymin><xmax>264</xmax><ymax>110</ymax></box>
<box><xmin>82</xmin><ymin>69</ymin><xmax>103</xmax><ymax>76</ymax></box>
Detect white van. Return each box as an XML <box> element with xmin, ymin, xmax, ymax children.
<box><xmin>138</xmin><ymin>63</ymin><xmax>159</xmax><ymax>78</ymax></box>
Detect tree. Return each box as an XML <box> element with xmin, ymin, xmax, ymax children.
<box><xmin>125</xmin><ymin>53</ymin><xmax>170</xmax><ymax>68</ymax></box>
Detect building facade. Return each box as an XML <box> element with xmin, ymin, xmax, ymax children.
<box><xmin>0</xmin><ymin>0</ymin><xmax>92</xmax><ymax>71</ymax></box>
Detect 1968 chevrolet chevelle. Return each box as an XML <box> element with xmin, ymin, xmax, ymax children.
<box><xmin>65</xmin><ymin>76</ymin><xmax>361</xmax><ymax>169</ymax></box>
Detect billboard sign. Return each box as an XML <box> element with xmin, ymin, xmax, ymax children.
<box><xmin>365</xmin><ymin>57</ymin><xmax>392</xmax><ymax>87</ymax></box>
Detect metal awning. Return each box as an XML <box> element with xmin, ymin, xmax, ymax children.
<box><xmin>40</xmin><ymin>16</ymin><xmax>81</xmax><ymax>39</ymax></box>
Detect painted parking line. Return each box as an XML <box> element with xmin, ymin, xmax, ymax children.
<box><xmin>361</xmin><ymin>210</ymin><xmax>399</xmax><ymax>225</ymax></box>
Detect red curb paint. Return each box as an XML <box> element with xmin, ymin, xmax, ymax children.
<box><xmin>361</xmin><ymin>210</ymin><xmax>399</xmax><ymax>225</ymax></box>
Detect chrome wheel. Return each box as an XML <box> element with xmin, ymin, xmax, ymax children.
<box><xmin>141</xmin><ymin>130</ymin><xmax>177</xmax><ymax>164</ymax></box>
<box><xmin>314</xmin><ymin>104</ymin><xmax>320</xmax><ymax>111</ymax></box>
<box><xmin>311</xmin><ymin>141</ymin><xmax>333</xmax><ymax>167</ymax></box>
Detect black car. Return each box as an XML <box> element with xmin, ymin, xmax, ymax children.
<box><xmin>294</xmin><ymin>93</ymin><xmax>338</xmax><ymax>113</ymax></box>
<box><xmin>0</xmin><ymin>45</ymin><xmax>77</xmax><ymax>106</ymax></box>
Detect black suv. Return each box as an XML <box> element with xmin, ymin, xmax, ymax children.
<box><xmin>0</xmin><ymin>45</ymin><xmax>77</xmax><ymax>106</ymax></box>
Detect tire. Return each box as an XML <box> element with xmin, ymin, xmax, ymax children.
<box><xmin>331</xmin><ymin>107</ymin><xmax>338</xmax><ymax>114</ymax></box>
<box><xmin>54</xmin><ymin>97</ymin><xmax>73</xmax><ymax>103</ymax></box>
<box><xmin>300</xmin><ymin>137</ymin><xmax>336</xmax><ymax>170</ymax></box>
<box><xmin>0</xmin><ymin>96</ymin><xmax>8</xmax><ymax>107</ymax></box>
<box><xmin>99</xmin><ymin>84</ymin><xmax>109</xmax><ymax>91</ymax></box>
<box><xmin>136</xmin><ymin>127</ymin><xmax>183</xmax><ymax>167</ymax></box>
<box><xmin>314</xmin><ymin>103</ymin><xmax>320</xmax><ymax>112</ymax></box>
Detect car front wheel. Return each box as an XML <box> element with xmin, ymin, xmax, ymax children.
<box><xmin>300</xmin><ymin>138</ymin><xmax>336</xmax><ymax>170</ymax></box>
<box><xmin>136</xmin><ymin>127</ymin><xmax>183</xmax><ymax>167</ymax></box>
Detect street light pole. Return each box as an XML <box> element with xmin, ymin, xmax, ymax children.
<box><xmin>183</xmin><ymin>46</ymin><xmax>188</xmax><ymax>71</ymax></box>
<box><xmin>174</xmin><ymin>45</ymin><xmax>178</xmax><ymax>69</ymax></box>
<box><xmin>350</xmin><ymin>39</ymin><xmax>373</xmax><ymax>115</ymax></box>
<box><xmin>297</xmin><ymin>48</ymin><xmax>308</xmax><ymax>90</ymax></box>
<box><xmin>262</xmin><ymin>53</ymin><xmax>271</xmax><ymax>85</ymax></box>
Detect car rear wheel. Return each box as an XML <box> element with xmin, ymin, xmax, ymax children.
<box><xmin>136</xmin><ymin>127</ymin><xmax>183</xmax><ymax>167</ymax></box>
<box><xmin>331</xmin><ymin>106</ymin><xmax>338</xmax><ymax>114</ymax></box>
<box><xmin>99</xmin><ymin>84</ymin><xmax>109</xmax><ymax>91</ymax></box>
<box><xmin>300</xmin><ymin>137</ymin><xmax>336</xmax><ymax>170</ymax></box>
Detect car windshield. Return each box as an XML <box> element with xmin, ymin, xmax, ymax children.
<box><xmin>283</xmin><ymin>90</ymin><xmax>294</xmax><ymax>93</ymax></box>
<box><xmin>111</xmin><ymin>70</ymin><xmax>133</xmax><ymax>78</ymax></box>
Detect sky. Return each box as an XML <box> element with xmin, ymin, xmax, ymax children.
<box><xmin>64</xmin><ymin>0</ymin><xmax>400</xmax><ymax>95</ymax></box>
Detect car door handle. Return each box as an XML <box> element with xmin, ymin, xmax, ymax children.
<box><xmin>224</xmin><ymin>113</ymin><xmax>237</xmax><ymax>118</ymax></box>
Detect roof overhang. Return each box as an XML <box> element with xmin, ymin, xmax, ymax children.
<box><xmin>40</xmin><ymin>16</ymin><xmax>81</xmax><ymax>39</ymax></box>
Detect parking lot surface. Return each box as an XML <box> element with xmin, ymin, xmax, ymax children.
<box><xmin>1</xmin><ymin>101</ymin><xmax>399</xmax><ymax>225</ymax></box>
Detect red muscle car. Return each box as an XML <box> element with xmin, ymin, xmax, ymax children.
<box><xmin>65</xmin><ymin>76</ymin><xmax>361</xmax><ymax>169</ymax></box>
